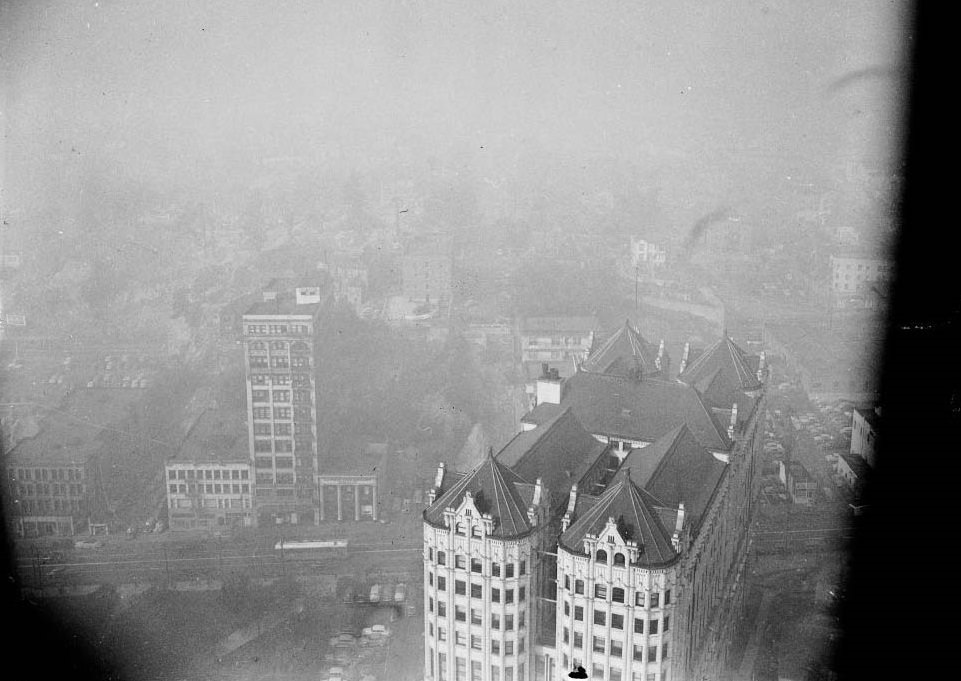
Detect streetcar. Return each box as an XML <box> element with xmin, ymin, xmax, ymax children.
<box><xmin>274</xmin><ymin>539</ymin><xmax>349</xmax><ymax>559</ymax></box>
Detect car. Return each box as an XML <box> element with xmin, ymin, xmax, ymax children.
<box><xmin>74</xmin><ymin>539</ymin><xmax>104</xmax><ymax>549</ymax></box>
<box><xmin>369</xmin><ymin>584</ymin><xmax>381</xmax><ymax>603</ymax></box>
<box><xmin>370</xmin><ymin>624</ymin><xmax>389</xmax><ymax>637</ymax></box>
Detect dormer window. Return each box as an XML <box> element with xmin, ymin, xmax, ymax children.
<box><xmin>596</xmin><ymin>549</ymin><xmax>608</xmax><ymax>564</ymax></box>
<box><xmin>613</xmin><ymin>553</ymin><xmax>626</xmax><ymax>567</ymax></box>
<box><xmin>455</xmin><ymin>523</ymin><xmax>466</xmax><ymax>536</ymax></box>
<box><xmin>471</xmin><ymin>525</ymin><xmax>482</xmax><ymax>538</ymax></box>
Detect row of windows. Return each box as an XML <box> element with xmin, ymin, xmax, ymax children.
<box><xmin>18</xmin><ymin>498</ymin><xmax>82</xmax><ymax>514</ymax></box>
<box><xmin>559</xmin><ymin>660</ymin><xmax>662</xmax><ymax>681</ymax></box>
<box><xmin>172</xmin><ymin>497</ymin><xmax>252</xmax><ymax>509</ymax></box>
<box><xmin>429</xmin><ymin>627</ymin><xmax>527</xmax><ymax>655</ymax></box>
<box><xmin>246</xmin><ymin>324</ymin><xmax>311</xmax><ymax>336</ymax></box>
<box><xmin>255</xmin><ymin>456</ymin><xmax>295</xmax><ymax>469</ymax></box>
<box><xmin>16</xmin><ymin>483</ymin><xmax>83</xmax><ymax>498</ymax></box>
<box><xmin>169</xmin><ymin>483</ymin><xmax>250</xmax><ymax>495</ymax></box>
<box><xmin>563</xmin><ymin>631</ymin><xmax>669</xmax><ymax>661</ymax></box>
<box><xmin>429</xmin><ymin>651</ymin><xmax>523</xmax><ymax>681</ymax></box>
<box><xmin>251</xmin><ymin>373</ymin><xmax>312</xmax><ymax>387</ymax></box>
<box><xmin>249</xmin><ymin>357</ymin><xmax>311</xmax><ymax>369</ymax></box>
<box><xmin>255</xmin><ymin>473</ymin><xmax>296</xmax><ymax>485</ymax></box>
<box><xmin>430</xmin><ymin>575</ymin><xmax>527</xmax><ymax>603</ymax></box>
<box><xmin>563</xmin><ymin>577</ymin><xmax>670</xmax><ymax>608</ymax></box>
<box><xmin>253</xmin><ymin>439</ymin><xmax>296</xmax><ymax>453</ymax></box>
<box><xmin>429</xmin><ymin>549</ymin><xmax>526</xmax><ymax>577</ymax></box>
<box><xmin>12</xmin><ymin>467</ymin><xmax>83</xmax><ymax>482</ymax></box>
<box><xmin>168</xmin><ymin>468</ymin><xmax>248</xmax><ymax>481</ymax></box>
<box><xmin>563</xmin><ymin>607</ymin><xmax>669</xmax><ymax>633</ymax></box>
<box><xmin>428</xmin><ymin>601</ymin><xmax>526</xmax><ymax>629</ymax></box>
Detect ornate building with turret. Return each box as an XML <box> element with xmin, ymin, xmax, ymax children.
<box><xmin>423</xmin><ymin>321</ymin><xmax>766</xmax><ymax>681</ymax></box>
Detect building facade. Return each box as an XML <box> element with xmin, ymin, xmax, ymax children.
<box><xmin>850</xmin><ymin>406</ymin><xmax>878</xmax><ymax>469</ymax></box>
<box><xmin>165</xmin><ymin>461</ymin><xmax>253</xmax><ymax>530</ymax></box>
<box><xmin>243</xmin><ymin>278</ymin><xmax>331</xmax><ymax>526</ymax></box>
<box><xmin>402</xmin><ymin>233</ymin><xmax>453</xmax><ymax>305</ymax></box>
<box><xmin>829</xmin><ymin>252</ymin><xmax>893</xmax><ymax>297</ymax></box>
<box><xmin>426</xmin><ymin>330</ymin><xmax>766</xmax><ymax>681</ymax></box>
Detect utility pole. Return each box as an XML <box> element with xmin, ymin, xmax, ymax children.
<box><xmin>163</xmin><ymin>545</ymin><xmax>170</xmax><ymax>585</ymax></box>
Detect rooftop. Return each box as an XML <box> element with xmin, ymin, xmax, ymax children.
<box><xmin>559</xmin><ymin>469</ymin><xmax>678</xmax><ymax>568</ymax></box>
<box><xmin>497</xmin><ymin>408</ymin><xmax>612</xmax><ymax>513</ymax></box>
<box><xmin>244</xmin><ymin>276</ymin><xmax>331</xmax><ymax>317</ymax></box>
<box><xmin>522</xmin><ymin>371</ymin><xmax>731</xmax><ymax>452</ymax></box>
<box><xmin>425</xmin><ymin>452</ymin><xmax>535</xmax><ymax>539</ymax></box>
<box><xmin>679</xmin><ymin>334</ymin><xmax>762</xmax><ymax>401</ymax></box>
<box><xmin>581</xmin><ymin>319</ymin><xmax>664</xmax><ymax>378</ymax></box>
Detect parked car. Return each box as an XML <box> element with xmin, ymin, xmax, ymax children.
<box><xmin>74</xmin><ymin>539</ymin><xmax>104</xmax><ymax>549</ymax></box>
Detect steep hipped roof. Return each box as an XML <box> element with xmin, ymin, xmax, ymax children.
<box><xmin>498</xmin><ymin>407</ymin><xmax>611</xmax><ymax>512</ymax></box>
<box><xmin>523</xmin><ymin>371</ymin><xmax>731</xmax><ymax>451</ymax></box>
<box><xmin>679</xmin><ymin>334</ymin><xmax>762</xmax><ymax>397</ymax></box>
<box><xmin>560</xmin><ymin>469</ymin><xmax>678</xmax><ymax>567</ymax></box>
<box><xmin>424</xmin><ymin>452</ymin><xmax>534</xmax><ymax>538</ymax></box>
<box><xmin>622</xmin><ymin>425</ymin><xmax>727</xmax><ymax>529</ymax></box>
<box><xmin>580</xmin><ymin>319</ymin><xmax>663</xmax><ymax>377</ymax></box>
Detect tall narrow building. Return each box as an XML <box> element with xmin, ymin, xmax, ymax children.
<box><xmin>243</xmin><ymin>277</ymin><xmax>331</xmax><ymax>526</ymax></box>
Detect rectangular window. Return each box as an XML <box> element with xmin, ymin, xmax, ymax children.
<box><xmin>455</xmin><ymin>580</ymin><xmax>467</xmax><ymax>596</ymax></box>
<box><xmin>505</xmin><ymin>667</ymin><xmax>513</xmax><ymax>681</ymax></box>
<box><xmin>429</xmin><ymin>573</ymin><xmax>434</xmax><ymax>587</ymax></box>
<box><xmin>610</xmin><ymin>669</ymin><xmax>621</xmax><ymax>681</ymax></box>
<box><xmin>650</xmin><ymin>593</ymin><xmax>660</xmax><ymax>608</ymax></box>
<box><xmin>574</xmin><ymin>605</ymin><xmax>584</xmax><ymax>621</ymax></box>
<box><xmin>471</xmin><ymin>558</ymin><xmax>483</xmax><ymax>574</ymax></box>
<box><xmin>439</xmin><ymin>627</ymin><xmax>447</xmax><ymax>641</ymax></box>
<box><xmin>492</xmin><ymin>588</ymin><xmax>500</xmax><ymax>603</ymax></box>
<box><xmin>505</xmin><ymin>614</ymin><xmax>514</xmax><ymax>631</ymax></box>
<box><xmin>456</xmin><ymin>657</ymin><xmax>466</xmax><ymax>681</ymax></box>
<box><xmin>505</xmin><ymin>641</ymin><xmax>514</xmax><ymax>656</ymax></box>
<box><xmin>564</xmin><ymin>601</ymin><xmax>570</xmax><ymax>616</ymax></box>
<box><xmin>635</xmin><ymin>592</ymin><xmax>645</xmax><ymax>607</ymax></box>
<box><xmin>520</xmin><ymin>560</ymin><xmax>527</xmax><ymax>576</ymax></box>
<box><xmin>563</xmin><ymin>627</ymin><xmax>570</xmax><ymax>644</ymax></box>
<box><xmin>519</xmin><ymin>611</ymin><xmax>525</xmax><ymax>629</ymax></box>
<box><xmin>438</xmin><ymin>551</ymin><xmax>446</xmax><ymax>566</ymax></box>
<box><xmin>492</xmin><ymin>640</ymin><xmax>501</xmax><ymax>655</ymax></box>
<box><xmin>611</xmin><ymin>641</ymin><xmax>623</xmax><ymax>658</ymax></box>
<box><xmin>593</xmin><ymin>636</ymin><xmax>605</xmax><ymax>653</ymax></box>
<box><xmin>649</xmin><ymin>619</ymin><xmax>659</xmax><ymax>635</ymax></box>
<box><xmin>612</xmin><ymin>614</ymin><xmax>624</xmax><ymax>630</ymax></box>
<box><xmin>438</xmin><ymin>576</ymin><xmax>446</xmax><ymax>591</ymax></box>
<box><xmin>574</xmin><ymin>633</ymin><xmax>583</xmax><ymax>649</ymax></box>
<box><xmin>492</xmin><ymin>614</ymin><xmax>500</xmax><ymax>630</ymax></box>
<box><xmin>518</xmin><ymin>637</ymin><xmax>525</xmax><ymax>654</ymax></box>
<box><xmin>505</xmin><ymin>563</ymin><xmax>515</xmax><ymax>578</ymax></box>
<box><xmin>438</xmin><ymin>602</ymin><xmax>446</xmax><ymax>617</ymax></box>
<box><xmin>439</xmin><ymin>653</ymin><xmax>448</xmax><ymax>681</ymax></box>
<box><xmin>648</xmin><ymin>647</ymin><xmax>657</xmax><ymax>662</ymax></box>
<box><xmin>575</xmin><ymin>580</ymin><xmax>584</xmax><ymax>595</ymax></box>
<box><xmin>471</xmin><ymin>636</ymin><xmax>482</xmax><ymax>651</ymax></box>
<box><xmin>662</xmin><ymin>642</ymin><xmax>669</xmax><ymax>659</ymax></box>
<box><xmin>471</xmin><ymin>583</ymin><xmax>483</xmax><ymax>599</ymax></box>
<box><xmin>664</xmin><ymin>616</ymin><xmax>670</xmax><ymax>632</ymax></box>
<box><xmin>665</xmin><ymin>589</ymin><xmax>671</xmax><ymax>605</ymax></box>
<box><xmin>592</xmin><ymin>664</ymin><xmax>604</xmax><ymax>681</ymax></box>
<box><xmin>471</xmin><ymin>608</ymin><xmax>482</xmax><ymax>625</ymax></box>
<box><xmin>506</xmin><ymin>589</ymin><xmax>514</xmax><ymax>604</ymax></box>
<box><xmin>456</xmin><ymin>632</ymin><xmax>467</xmax><ymax>646</ymax></box>
<box><xmin>519</xmin><ymin>587</ymin><xmax>526</xmax><ymax>602</ymax></box>
<box><xmin>472</xmin><ymin>660</ymin><xmax>482</xmax><ymax>681</ymax></box>
<box><xmin>429</xmin><ymin>598</ymin><xmax>434</xmax><ymax>612</ymax></box>
<box><xmin>634</xmin><ymin>619</ymin><xmax>644</xmax><ymax>634</ymax></box>
<box><xmin>564</xmin><ymin>575</ymin><xmax>571</xmax><ymax>590</ymax></box>
<box><xmin>492</xmin><ymin>562</ymin><xmax>501</xmax><ymax>577</ymax></box>
<box><xmin>455</xmin><ymin>555</ymin><xmax>466</xmax><ymax>569</ymax></box>
<box><xmin>612</xmin><ymin>587</ymin><xmax>625</xmax><ymax>603</ymax></box>
<box><xmin>595</xmin><ymin>584</ymin><xmax>607</xmax><ymax>599</ymax></box>
<box><xmin>455</xmin><ymin>606</ymin><xmax>466</xmax><ymax>622</ymax></box>
<box><xmin>633</xmin><ymin>645</ymin><xmax>644</xmax><ymax>661</ymax></box>
<box><xmin>594</xmin><ymin>609</ymin><xmax>606</xmax><ymax>626</ymax></box>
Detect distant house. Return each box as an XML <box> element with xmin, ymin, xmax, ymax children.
<box><xmin>835</xmin><ymin>453</ymin><xmax>867</xmax><ymax>493</ymax></box>
<box><xmin>401</xmin><ymin>232</ymin><xmax>453</xmax><ymax>305</ymax></box>
<box><xmin>779</xmin><ymin>460</ymin><xmax>817</xmax><ymax>505</ymax></box>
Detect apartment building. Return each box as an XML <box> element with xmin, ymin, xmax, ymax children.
<box><xmin>402</xmin><ymin>232</ymin><xmax>453</xmax><ymax>305</ymax></box>
<box><xmin>243</xmin><ymin>277</ymin><xmax>332</xmax><ymax>526</ymax></box>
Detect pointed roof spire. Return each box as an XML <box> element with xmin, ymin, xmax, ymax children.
<box><xmin>487</xmin><ymin>446</ymin><xmax>495</xmax><ymax>459</ymax></box>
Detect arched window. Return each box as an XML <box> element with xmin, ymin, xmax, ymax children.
<box><xmin>471</xmin><ymin>524</ymin><xmax>482</xmax><ymax>538</ymax></box>
<box><xmin>455</xmin><ymin>523</ymin><xmax>466</xmax><ymax>536</ymax></box>
<box><xmin>613</xmin><ymin>553</ymin><xmax>626</xmax><ymax>567</ymax></box>
<box><xmin>595</xmin><ymin>549</ymin><xmax>608</xmax><ymax>564</ymax></box>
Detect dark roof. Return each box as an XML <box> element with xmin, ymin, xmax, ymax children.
<box><xmin>838</xmin><ymin>453</ymin><xmax>868</xmax><ymax>476</ymax></box>
<box><xmin>622</xmin><ymin>425</ymin><xmax>727</xmax><ymax>529</ymax></box>
<box><xmin>523</xmin><ymin>371</ymin><xmax>731</xmax><ymax>451</ymax></box>
<box><xmin>178</xmin><ymin>408</ymin><xmax>250</xmax><ymax>464</ymax></box>
<box><xmin>424</xmin><ymin>453</ymin><xmax>534</xmax><ymax>538</ymax></box>
<box><xmin>580</xmin><ymin>319</ymin><xmax>664</xmax><ymax>377</ymax></box>
<box><xmin>497</xmin><ymin>408</ymin><xmax>612</xmax><ymax>512</ymax></box>
<box><xmin>559</xmin><ymin>469</ymin><xmax>678</xmax><ymax>567</ymax></box>
<box><xmin>244</xmin><ymin>277</ymin><xmax>331</xmax><ymax>316</ymax></box>
<box><xmin>854</xmin><ymin>407</ymin><xmax>880</xmax><ymax>428</ymax></box>
<box><xmin>679</xmin><ymin>334</ymin><xmax>762</xmax><ymax>398</ymax></box>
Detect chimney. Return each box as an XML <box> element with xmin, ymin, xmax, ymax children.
<box><xmin>757</xmin><ymin>351</ymin><xmax>766</xmax><ymax>382</ymax></box>
<box><xmin>561</xmin><ymin>512</ymin><xmax>572</xmax><ymax>533</ymax></box>
<box><xmin>527</xmin><ymin>505</ymin><xmax>537</xmax><ymax>526</ymax></box>
<box><xmin>728</xmin><ymin>403</ymin><xmax>739</xmax><ymax>440</ymax></box>
<box><xmin>434</xmin><ymin>462</ymin><xmax>446</xmax><ymax>489</ymax></box>
<box><xmin>532</xmin><ymin>478</ymin><xmax>543</xmax><ymax>507</ymax></box>
<box><xmin>679</xmin><ymin>342</ymin><xmax>690</xmax><ymax>374</ymax></box>
<box><xmin>541</xmin><ymin>362</ymin><xmax>550</xmax><ymax>379</ymax></box>
<box><xmin>426</xmin><ymin>488</ymin><xmax>437</xmax><ymax>505</ymax></box>
<box><xmin>567</xmin><ymin>483</ymin><xmax>578</xmax><ymax>514</ymax></box>
<box><xmin>536</xmin><ymin>368</ymin><xmax>563</xmax><ymax>405</ymax></box>
<box><xmin>671</xmin><ymin>502</ymin><xmax>686</xmax><ymax>550</ymax></box>
<box><xmin>655</xmin><ymin>339</ymin><xmax>665</xmax><ymax>371</ymax></box>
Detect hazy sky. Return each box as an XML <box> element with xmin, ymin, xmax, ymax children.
<box><xmin>1</xmin><ymin>0</ymin><xmax>909</xmax><ymax>211</ymax></box>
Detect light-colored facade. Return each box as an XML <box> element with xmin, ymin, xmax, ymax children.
<box><xmin>519</xmin><ymin>317</ymin><xmax>597</xmax><ymax>365</ymax></box>
<box><xmin>555</xmin><ymin>520</ymin><xmax>675</xmax><ymax>681</ymax></box>
<box><xmin>851</xmin><ymin>407</ymin><xmax>878</xmax><ymax>469</ymax></box>
<box><xmin>165</xmin><ymin>461</ymin><xmax>253</xmax><ymax>530</ymax></box>
<box><xmin>5</xmin><ymin>463</ymin><xmax>87</xmax><ymax>537</ymax></box>
<box><xmin>402</xmin><ymin>233</ymin><xmax>453</xmax><ymax>305</ymax></box>
<box><xmin>423</xmin><ymin>471</ymin><xmax>551</xmax><ymax>681</ymax></box>
<box><xmin>243</xmin><ymin>280</ymin><xmax>330</xmax><ymax>526</ymax></box>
